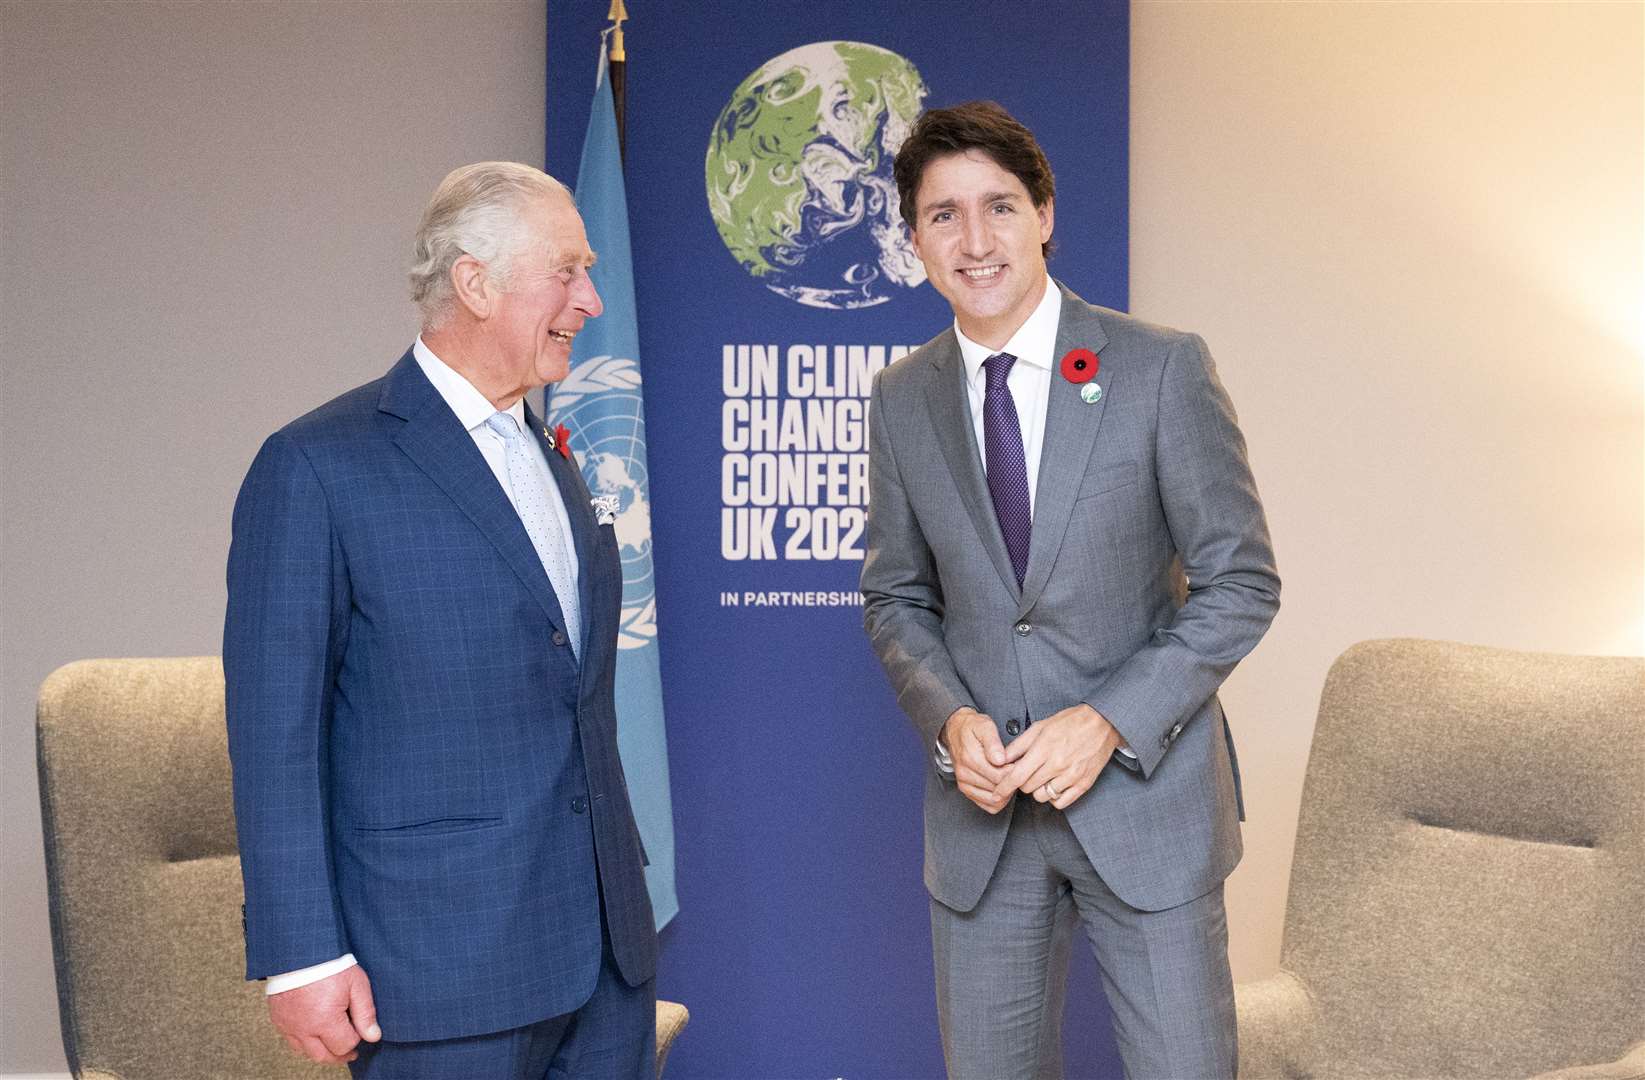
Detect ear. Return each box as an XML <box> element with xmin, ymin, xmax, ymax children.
<box><xmin>449</xmin><ymin>253</ymin><xmax>493</xmax><ymax>321</ymax></box>
<box><xmin>1037</xmin><ymin>198</ymin><xmax>1055</xmax><ymax>245</ymax></box>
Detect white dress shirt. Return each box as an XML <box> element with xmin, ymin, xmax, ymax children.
<box><xmin>265</xmin><ymin>337</ymin><xmax>578</xmax><ymax>995</ymax></box>
<box><xmin>954</xmin><ymin>273</ymin><xmax>1061</xmax><ymax>515</ymax></box>
<box><xmin>933</xmin><ymin>277</ymin><xmax>1135</xmax><ymax>771</ymax></box>
<box><xmin>412</xmin><ymin>337</ymin><xmax>579</xmax><ymax>588</ymax></box>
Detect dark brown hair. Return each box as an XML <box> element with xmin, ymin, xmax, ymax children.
<box><xmin>894</xmin><ymin>101</ymin><xmax>1056</xmax><ymax>257</ymax></box>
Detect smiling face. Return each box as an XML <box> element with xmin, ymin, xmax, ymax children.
<box><xmin>909</xmin><ymin>148</ymin><xmax>1053</xmax><ymax>349</ymax></box>
<box><xmin>486</xmin><ymin>193</ymin><xmax>603</xmax><ymax>397</ymax></box>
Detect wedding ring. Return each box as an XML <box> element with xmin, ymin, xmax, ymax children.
<box><xmin>1044</xmin><ymin>781</ymin><xmax>1062</xmax><ymax>800</ymax></box>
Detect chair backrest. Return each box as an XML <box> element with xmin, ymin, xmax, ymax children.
<box><xmin>37</xmin><ymin>657</ymin><xmax>331</xmax><ymax>1080</ymax></box>
<box><xmin>1281</xmin><ymin>639</ymin><xmax>1644</xmax><ymax>1077</ymax></box>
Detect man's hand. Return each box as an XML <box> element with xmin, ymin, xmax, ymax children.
<box><xmin>943</xmin><ymin>707</ymin><xmax>1011</xmax><ymax>814</ymax></box>
<box><xmin>995</xmin><ymin>704</ymin><xmax>1124</xmax><ymax>811</ymax></box>
<box><xmin>267</xmin><ymin>963</ymin><xmax>381</xmax><ymax>1065</ymax></box>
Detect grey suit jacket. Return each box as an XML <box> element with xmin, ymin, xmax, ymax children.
<box><xmin>861</xmin><ymin>283</ymin><xmax>1280</xmax><ymax>914</ymax></box>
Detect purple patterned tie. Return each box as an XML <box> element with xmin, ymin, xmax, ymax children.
<box><xmin>983</xmin><ymin>352</ymin><xmax>1031</xmax><ymax>588</ymax></box>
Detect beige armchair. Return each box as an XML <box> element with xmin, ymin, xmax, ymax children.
<box><xmin>37</xmin><ymin>657</ymin><xmax>688</xmax><ymax>1079</ymax></box>
<box><xmin>1237</xmin><ymin>639</ymin><xmax>1644</xmax><ymax>1079</ymax></box>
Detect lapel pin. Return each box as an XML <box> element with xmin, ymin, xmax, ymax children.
<box><xmin>1081</xmin><ymin>382</ymin><xmax>1103</xmax><ymax>404</ymax></box>
<box><xmin>1060</xmin><ymin>347</ymin><xmax>1100</xmax><ymax>385</ymax></box>
<box><xmin>591</xmin><ymin>494</ymin><xmax>620</xmax><ymax>526</ymax></box>
<box><xmin>546</xmin><ymin>422</ymin><xmax>572</xmax><ymax>460</ymax></box>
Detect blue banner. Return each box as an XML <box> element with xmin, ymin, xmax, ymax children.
<box><xmin>549</xmin><ymin>6</ymin><xmax>1129</xmax><ymax>1075</ymax></box>
<box><xmin>546</xmin><ymin>45</ymin><xmax>679</xmax><ymax>929</ymax></box>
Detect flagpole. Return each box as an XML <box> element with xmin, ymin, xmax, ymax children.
<box><xmin>607</xmin><ymin>0</ymin><xmax>627</xmax><ymax>165</ymax></box>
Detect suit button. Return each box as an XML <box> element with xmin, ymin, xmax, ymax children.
<box><xmin>1005</xmin><ymin>719</ymin><xmax>1021</xmax><ymax>737</ymax></box>
<box><xmin>552</xmin><ymin>631</ymin><xmax>568</xmax><ymax>647</ymax></box>
<box><xmin>571</xmin><ymin>796</ymin><xmax>588</xmax><ymax>814</ymax></box>
<box><xmin>1015</xmin><ymin>622</ymin><xmax>1031</xmax><ymax>636</ymax></box>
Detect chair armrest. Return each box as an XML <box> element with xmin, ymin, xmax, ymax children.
<box><xmin>655</xmin><ymin>999</ymin><xmax>690</xmax><ymax>1078</ymax></box>
<box><xmin>1235</xmin><ymin>970</ymin><xmax>1319</xmax><ymax>1079</ymax></box>
<box><xmin>1530</xmin><ymin>1039</ymin><xmax>1645</xmax><ymax>1080</ymax></box>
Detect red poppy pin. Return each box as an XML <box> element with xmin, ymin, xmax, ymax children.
<box><xmin>1060</xmin><ymin>348</ymin><xmax>1100</xmax><ymax>385</ymax></box>
<box><xmin>553</xmin><ymin>422</ymin><xmax>572</xmax><ymax>460</ymax></box>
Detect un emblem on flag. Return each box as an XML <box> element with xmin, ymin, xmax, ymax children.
<box><xmin>548</xmin><ymin>355</ymin><xmax>657</xmax><ymax>649</ymax></box>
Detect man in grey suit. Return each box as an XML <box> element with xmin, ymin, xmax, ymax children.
<box><xmin>862</xmin><ymin>102</ymin><xmax>1280</xmax><ymax>1079</ymax></box>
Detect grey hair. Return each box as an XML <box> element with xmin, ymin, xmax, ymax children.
<box><xmin>410</xmin><ymin>161</ymin><xmax>570</xmax><ymax>328</ymax></box>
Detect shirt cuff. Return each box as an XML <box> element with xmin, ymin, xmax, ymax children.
<box><xmin>265</xmin><ymin>953</ymin><xmax>358</xmax><ymax>996</ymax></box>
<box><xmin>933</xmin><ymin>732</ymin><xmax>956</xmax><ymax>775</ymax></box>
<box><xmin>1117</xmin><ymin>745</ymin><xmax>1137</xmax><ymax>759</ymax></box>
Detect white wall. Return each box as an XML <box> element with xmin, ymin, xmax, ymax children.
<box><xmin>0</xmin><ymin>2</ymin><xmax>548</xmax><ymax>1072</ymax></box>
<box><xmin>1130</xmin><ymin>1</ymin><xmax>1644</xmax><ymax>981</ymax></box>
<box><xmin>2</xmin><ymin>1</ymin><xmax>1640</xmax><ymax>1073</ymax></box>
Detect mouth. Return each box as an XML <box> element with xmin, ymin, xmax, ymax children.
<box><xmin>958</xmin><ymin>265</ymin><xmax>1004</xmax><ymax>283</ymax></box>
<box><xmin>547</xmin><ymin>329</ymin><xmax>577</xmax><ymax>345</ymax></box>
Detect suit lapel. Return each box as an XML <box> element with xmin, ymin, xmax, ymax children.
<box><xmin>924</xmin><ymin>332</ymin><xmax>1022</xmax><ymax>598</ymax></box>
<box><xmin>378</xmin><ymin>352</ymin><xmax>573</xmax><ymax>639</ymax></box>
<box><xmin>524</xmin><ymin>402</ymin><xmax>600</xmax><ymax>661</ymax></box>
<box><xmin>1018</xmin><ymin>287</ymin><xmax>1113</xmax><ymax>618</ymax></box>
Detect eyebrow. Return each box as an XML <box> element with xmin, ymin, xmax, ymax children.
<box><xmin>922</xmin><ymin>190</ymin><xmax>1024</xmax><ymax>215</ymax></box>
<box><xmin>552</xmin><ymin>249</ymin><xmax>598</xmax><ymax>269</ymax></box>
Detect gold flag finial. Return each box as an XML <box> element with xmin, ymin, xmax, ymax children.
<box><xmin>607</xmin><ymin>0</ymin><xmax>628</xmax><ymax>62</ymax></box>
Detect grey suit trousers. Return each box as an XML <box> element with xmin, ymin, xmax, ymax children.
<box><xmin>930</xmin><ymin>798</ymin><xmax>1235</xmax><ymax>1080</ymax></box>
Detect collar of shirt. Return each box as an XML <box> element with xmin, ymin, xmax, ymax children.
<box><xmin>954</xmin><ymin>275</ymin><xmax>1062</xmax><ymax>389</ymax></box>
<box><xmin>412</xmin><ymin>336</ymin><xmax>529</xmax><ymax>435</ymax></box>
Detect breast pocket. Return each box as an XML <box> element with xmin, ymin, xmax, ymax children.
<box><xmin>1074</xmin><ymin>460</ymin><xmax>1139</xmax><ymax>503</ymax></box>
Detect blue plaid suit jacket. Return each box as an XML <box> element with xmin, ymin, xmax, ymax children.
<box><xmin>225</xmin><ymin>350</ymin><xmax>656</xmax><ymax>1042</ymax></box>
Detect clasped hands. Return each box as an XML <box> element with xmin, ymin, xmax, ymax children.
<box><xmin>943</xmin><ymin>703</ymin><xmax>1125</xmax><ymax>814</ymax></box>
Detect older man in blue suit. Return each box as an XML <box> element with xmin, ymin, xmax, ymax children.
<box><xmin>225</xmin><ymin>162</ymin><xmax>656</xmax><ymax>1078</ymax></box>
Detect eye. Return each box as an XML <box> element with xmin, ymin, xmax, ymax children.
<box><xmin>990</xmin><ymin>202</ymin><xmax>1015</xmax><ymax>214</ymax></box>
<box><xmin>930</xmin><ymin>210</ymin><xmax>955</xmax><ymax>225</ymax></box>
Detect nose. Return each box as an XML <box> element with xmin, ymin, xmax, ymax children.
<box><xmin>959</xmin><ymin>212</ymin><xmax>991</xmax><ymax>260</ymax></box>
<box><xmin>574</xmin><ymin>268</ymin><xmax>603</xmax><ymax>319</ymax></box>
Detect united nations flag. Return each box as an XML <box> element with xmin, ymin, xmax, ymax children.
<box><xmin>546</xmin><ymin>40</ymin><xmax>678</xmax><ymax>929</ymax></box>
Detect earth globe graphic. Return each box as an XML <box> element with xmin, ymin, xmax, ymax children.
<box><xmin>706</xmin><ymin>41</ymin><xmax>929</xmax><ymax>310</ymax></box>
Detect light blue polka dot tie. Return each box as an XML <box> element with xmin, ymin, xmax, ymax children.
<box><xmin>486</xmin><ymin>412</ymin><xmax>581</xmax><ymax>659</ymax></box>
